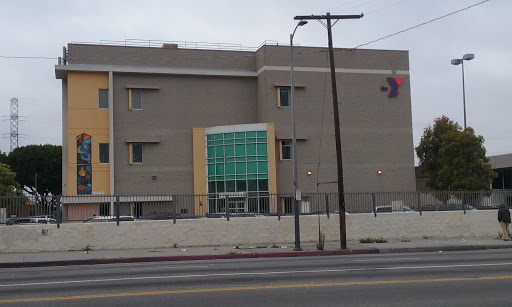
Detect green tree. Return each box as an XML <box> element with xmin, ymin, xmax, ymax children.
<box><xmin>0</xmin><ymin>163</ymin><xmax>21</xmax><ymax>196</ymax></box>
<box><xmin>0</xmin><ymin>150</ymin><xmax>8</xmax><ymax>165</ymax></box>
<box><xmin>416</xmin><ymin>116</ymin><xmax>496</xmax><ymax>192</ymax></box>
<box><xmin>7</xmin><ymin>145</ymin><xmax>62</xmax><ymax>196</ymax></box>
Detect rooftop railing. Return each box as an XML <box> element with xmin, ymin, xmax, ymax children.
<box><xmin>70</xmin><ymin>39</ymin><xmax>280</xmax><ymax>51</ymax></box>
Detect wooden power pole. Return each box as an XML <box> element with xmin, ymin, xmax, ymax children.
<box><xmin>294</xmin><ymin>13</ymin><xmax>363</xmax><ymax>249</ymax></box>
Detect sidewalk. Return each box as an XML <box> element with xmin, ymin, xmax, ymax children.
<box><xmin>1</xmin><ymin>237</ymin><xmax>511</xmax><ymax>268</ymax></box>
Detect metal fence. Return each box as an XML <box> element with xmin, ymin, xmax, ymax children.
<box><xmin>1</xmin><ymin>190</ymin><xmax>512</xmax><ymax>225</ymax></box>
<box><xmin>69</xmin><ymin>39</ymin><xmax>279</xmax><ymax>52</ymax></box>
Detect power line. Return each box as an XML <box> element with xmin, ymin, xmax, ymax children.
<box><xmin>1</xmin><ymin>117</ymin><xmax>61</xmax><ymax>124</ymax></box>
<box><xmin>342</xmin><ymin>0</ymin><xmax>375</xmax><ymax>12</ymax></box>
<box><xmin>19</xmin><ymin>115</ymin><xmax>61</xmax><ymax>123</ymax></box>
<box><xmin>316</xmin><ymin>46</ymin><xmax>330</xmax><ymax>193</ymax></box>
<box><xmin>0</xmin><ymin>55</ymin><xmax>58</xmax><ymax>60</ymax></box>
<box><xmin>353</xmin><ymin>0</ymin><xmax>492</xmax><ymax>49</ymax></box>
<box><xmin>327</xmin><ymin>0</ymin><xmax>371</xmax><ymax>12</ymax></box>
<box><xmin>364</xmin><ymin>0</ymin><xmax>408</xmax><ymax>15</ymax></box>
<box><xmin>0</xmin><ymin>1</ymin><xmax>494</xmax><ymax>63</ymax></box>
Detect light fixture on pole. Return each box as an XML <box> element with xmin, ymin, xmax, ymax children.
<box><xmin>290</xmin><ymin>20</ymin><xmax>307</xmax><ymax>252</ymax></box>
<box><xmin>451</xmin><ymin>53</ymin><xmax>474</xmax><ymax>130</ymax></box>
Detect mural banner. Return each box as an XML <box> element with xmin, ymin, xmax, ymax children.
<box><xmin>76</xmin><ymin>133</ymin><xmax>92</xmax><ymax>194</ymax></box>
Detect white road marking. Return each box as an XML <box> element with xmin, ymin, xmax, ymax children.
<box><xmin>355</xmin><ymin>258</ymin><xmax>422</xmax><ymax>262</ymax></box>
<box><xmin>2</xmin><ymin>262</ymin><xmax>512</xmax><ymax>288</ymax></box>
<box><xmin>130</xmin><ymin>265</ymin><xmax>209</xmax><ymax>271</ymax></box>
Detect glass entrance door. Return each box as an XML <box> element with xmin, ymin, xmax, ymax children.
<box><xmin>229</xmin><ymin>197</ymin><xmax>246</xmax><ymax>213</ymax></box>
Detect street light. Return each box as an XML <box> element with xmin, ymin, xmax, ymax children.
<box><xmin>290</xmin><ymin>20</ymin><xmax>307</xmax><ymax>252</ymax></box>
<box><xmin>451</xmin><ymin>53</ymin><xmax>474</xmax><ymax>130</ymax></box>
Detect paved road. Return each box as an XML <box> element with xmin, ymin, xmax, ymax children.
<box><xmin>1</xmin><ymin>249</ymin><xmax>512</xmax><ymax>306</ymax></box>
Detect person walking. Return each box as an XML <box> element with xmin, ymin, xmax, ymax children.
<box><xmin>498</xmin><ymin>204</ymin><xmax>511</xmax><ymax>241</ymax></box>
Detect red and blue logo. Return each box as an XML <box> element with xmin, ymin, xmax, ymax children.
<box><xmin>386</xmin><ymin>77</ymin><xmax>403</xmax><ymax>98</ymax></box>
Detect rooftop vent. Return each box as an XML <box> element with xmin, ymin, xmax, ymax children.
<box><xmin>162</xmin><ymin>43</ymin><xmax>179</xmax><ymax>49</ymax></box>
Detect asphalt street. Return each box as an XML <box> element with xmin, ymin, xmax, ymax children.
<box><xmin>1</xmin><ymin>249</ymin><xmax>512</xmax><ymax>306</ymax></box>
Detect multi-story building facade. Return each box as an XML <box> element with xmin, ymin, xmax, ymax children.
<box><xmin>55</xmin><ymin>41</ymin><xmax>416</xmax><ymax>217</ymax></box>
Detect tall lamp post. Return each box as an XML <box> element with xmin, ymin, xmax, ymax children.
<box><xmin>290</xmin><ymin>20</ymin><xmax>307</xmax><ymax>252</ymax></box>
<box><xmin>451</xmin><ymin>53</ymin><xmax>474</xmax><ymax>130</ymax></box>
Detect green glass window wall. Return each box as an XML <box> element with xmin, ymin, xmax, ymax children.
<box><xmin>206</xmin><ymin>130</ymin><xmax>269</xmax><ymax>194</ymax></box>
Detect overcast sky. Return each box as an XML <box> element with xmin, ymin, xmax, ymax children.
<box><xmin>0</xmin><ymin>0</ymin><xmax>510</xmax><ymax>162</ymax></box>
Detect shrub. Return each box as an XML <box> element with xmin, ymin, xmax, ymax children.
<box><xmin>359</xmin><ymin>237</ymin><xmax>375</xmax><ymax>243</ymax></box>
<box><xmin>316</xmin><ymin>231</ymin><xmax>326</xmax><ymax>250</ymax></box>
<box><xmin>375</xmin><ymin>237</ymin><xmax>387</xmax><ymax>243</ymax></box>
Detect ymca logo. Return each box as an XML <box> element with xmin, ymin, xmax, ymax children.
<box><xmin>380</xmin><ymin>77</ymin><xmax>403</xmax><ymax>98</ymax></box>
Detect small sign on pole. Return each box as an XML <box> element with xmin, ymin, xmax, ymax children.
<box><xmin>295</xmin><ymin>189</ymin><xmax>302</xmax><ymax>201</ymax></box>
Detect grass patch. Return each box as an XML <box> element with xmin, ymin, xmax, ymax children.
<box><xmin>83</xmin><ymin>244</ymin><xmax>93</xmax><ymax>252</ymax></box>
<box><xmin>316</xmin><ymin>231</ymin><xmax>326</xmax><ymax>250</ymax></box>
<box><xmin>359</xmin><ymin>237</ymin><xmax>375</xmax><ymax>243</ymax></box>
<box><xmin>375</xmin><ymin>237</ymin><xmax>387</xmax><ymax>243</ymax></box>
<box><xmin>359</xmin><ymin>237</ymin><xmax>387</xmax><ymax>243</ymax></box>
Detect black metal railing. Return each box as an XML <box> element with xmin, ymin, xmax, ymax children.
<box><xmin>1</xmin><ymin>190</ymin><xmax>511</xmax><ymax>225</ymax></box>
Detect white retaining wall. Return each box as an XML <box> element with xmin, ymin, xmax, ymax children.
<box><xmin>0</xmin><ymin>211</ymin><xmax>501</xmax><ymax>253</ymax></box>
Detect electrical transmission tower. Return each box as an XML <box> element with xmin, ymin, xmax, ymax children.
<box><xmin>10</xmin><ymin>97</ymin><xmax>19</xmax><ymax>152</ymax></box>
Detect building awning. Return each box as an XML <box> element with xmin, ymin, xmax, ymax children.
<box><xmin>273</xmin><ymin>83</ymin><xmax>305</xmax><ymax>88</ymax></box>
<box><xmin>125</xmin><ymin>137</ymin><xmax>161</xmax><ymax>143</ymax></box>
<box><xmin>275</xmin><ymin>133</ymin><xmax>308</xmax><ymax>140</ymax></box>
<box><xmin>124</xmin><ymin>84</ymin><xmax>160</xmax><ymax>89</ymax></box>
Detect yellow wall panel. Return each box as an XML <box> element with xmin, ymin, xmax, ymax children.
<box><xmin>66</xmin><ymin>72</ymin><xmax>110</xmax><ymax>195</ymax></box>
<box><xmin>267</xmin><ymin>123</ymin><xmax>278</xmax><ymax>213</ymax></box>
<box><xmin>68</xmin><ymin>110</ymin><xmax>109</xmax><ymax>129</ymax></box>
<box><xmin>267</xmin><ymin>123</ymin><xmax>277</xmax><ymax>195</ymax></box>
<box><xmin>192</xmin><ymin>128</ymin><xmax>206</xmax><ymax>215</ymax></box>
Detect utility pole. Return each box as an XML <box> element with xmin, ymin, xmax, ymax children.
<box><xmin>294</xmin><ymin>13</ymin><xmax>363</xmax><ymax>249</ymax></box>
<box><xmin>290</xmin><ymin>20</ymin><xmax>308</xmax><ymax>252</ymax></box>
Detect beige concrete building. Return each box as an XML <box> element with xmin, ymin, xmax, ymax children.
<box><xmin>55</xmin><ymin>41</ymin><xmax>416</xmax><ymax>215</ymax></box>
<box><xmin>490</xmin><ymin>153</ymin><xmax>512</xmax><ymax>190</ymax></box>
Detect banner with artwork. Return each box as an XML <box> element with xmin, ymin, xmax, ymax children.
<box><xmin>77</xmin><ymin>165</ymin><xmax>92</xmax><ymax>194</ymax></box>
<box><xmin>77</xmin><ymin>133</ymin><xmax>91</xmax><ymax>164</ymax></box>
<box><xmin>76</xmin><ymin>133</ymin><xmax>92</xmax><ymax>194</ymax></box>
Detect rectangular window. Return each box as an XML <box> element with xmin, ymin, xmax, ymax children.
<box><xmin>99</xmin><ymin>143</ymin><xmax>109</xmax><ymax>163</ymax></box>
<box><xmin>99</xmin><ymin>89</ymin><xmax>108</xmax><ymax>109</ymax></box>
<box><xmin>132</xmin><ymin>143</ymin><xmax>143</xmax><ymax>163</ymax></box>
<box><xmin>133</xmin><ymin>202</ymin><xmax>143</xmax><ymax>218</ymax></box>
<box><xmin>282</xmin><ymin>197</ymin><xmax>294</xmax><ymax>214</ymax></box>
<box><xmin>277</xmin><ymin>87</ymin><xmax>290</xmax><ymax>107</ymax></box>
<box><xmin>281</xmin><ymin>140</ymin><xmax>291</xmax><ymax>160</ymax></box>
<box><xmin>131</xmin><ymin>89</ymin><xmax>142</xmax><ymax>110</ymax></box>
<box><xmin>99</xmin><ymin>203</ymin><xmax>110</xmax><ymax>216</ymax></box>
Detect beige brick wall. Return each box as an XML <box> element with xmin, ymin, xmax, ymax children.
<box><xmin>63</xmin><ymin>44</ymin><xmax>416</xmax><ymax>195</ymax></box>
<box><xmin>0</xmin><ymin>211</ymin><xmax>499</xmax><ymax>253</ymax></box>
<box><xmin>112</xmin><ymin>74</ymin><xmax>258</xmax><ymax>195</ymax></box>
<box><xmin>258</xmin><ymin>46</ymin><xmax>415</xmax><ymax>193</ymax></box>
<box><xmin>68</xmin><ymin>44</ymin><xmax>256</xmax><ymax>71</ymax></box>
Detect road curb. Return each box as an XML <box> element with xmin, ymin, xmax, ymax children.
<box><xmin>379</xmin><ymin>244</ymin><xmax>512</xmax><ymax>254</ymax></box>
<box><xmin>0</xmin><ymin>248</ymin><xmax>379</xmax><ymax>268</ymax></box>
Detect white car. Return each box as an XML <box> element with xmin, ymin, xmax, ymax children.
<box><xmin>375</xmin><ymin>205</ymin><xmax>416</xmax><ymax>213</ymax></box>
<box><xmin>82</xmin><ymin>216</ymin><xmax>135</xmax><ymax>223</ymax></box>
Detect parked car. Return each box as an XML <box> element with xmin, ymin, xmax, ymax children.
<box><xmin>82</xmin><ymin>216</ymin><xmax>135</xmax><ymax>223</ymax></box>
<box><xmin>6</xmin><ymin>216</ymin><xmax>57</xmax><ymax>225</ymax></box>
<box><xmin>136</xmin><ymin>213</ymin><xmax>174</xmax><ymax>220</ymax></box>
<box><xmin>375</xmin><ymin>205</ymin><xmax>416</xmax><ymax>213</ymax></box>
<box><xmin>420</xmin><ymin>204</ymin><xmax>476</xmax><ymax>211</ymax></box>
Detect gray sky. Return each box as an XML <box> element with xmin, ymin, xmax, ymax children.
<box><xmin>0</xmin><ymin>0</ymin><xmax>510</xmax><ymax>162</ymax></box>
